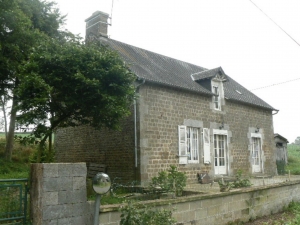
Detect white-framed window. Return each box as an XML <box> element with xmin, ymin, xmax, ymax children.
<box><xmin>212</xmin><ymin>85</ymin><xmax>221</xmax><ymax>110</ymax></box>
<box><xmin>178</xmin><ymin>126</ymin><xmax>199</xmax><ymax>164</ymax></box>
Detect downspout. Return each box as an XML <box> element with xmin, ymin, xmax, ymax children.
<box><xmin>271</xmin><ymin>109</ymin><xmax>279</xmax><ymax>174</ymax></box>
<box><xmin>134</xmin><ymin>79</ymin><xmax>146</xmax><ymax>167</ymax></box>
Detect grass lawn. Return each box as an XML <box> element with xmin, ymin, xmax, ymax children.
<box><xmin>0</xmin><ymin>137</ymin><xmax>32</xmax><ymax>179</ymax></box>
<box><xmin>0</xmin><ymin>158</ymin><xmax>30</xmax><ymax>179</ymax></box>
<box><xmin>286</xmin><ymin>144</ymin><xmax>300</xmax><ymax>175</ymax></box>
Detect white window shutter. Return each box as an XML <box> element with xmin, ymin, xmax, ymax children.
<box><xmin>203</xmin><ymin>128</ymin><xmax>211</xmax><ymax>164</ymax></box>
<box><xmin>178</xmin><ymin>125</ymin><xmax>187</xmax><ymax>164</ymax></box>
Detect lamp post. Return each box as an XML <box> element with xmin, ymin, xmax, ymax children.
<box><xmin>92</xmin><ymin>173</ymin><xmax>111</xmax><ymax>225</ymax></box>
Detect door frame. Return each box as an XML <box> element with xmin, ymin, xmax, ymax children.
<box><xmin>213</xmin><ymin>129</ymin><xmax>229</xmax><ymax>175</ymax></box>
<box><xmin>251</xmin><ymin>133</ymin><xmax>263</xmax><ymax>173</ymax></box>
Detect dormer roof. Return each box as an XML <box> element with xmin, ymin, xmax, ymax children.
<box><xmin>191</xmin><ymin>67</ymin><xmax>227</xmax><ymax>82</ymax></box>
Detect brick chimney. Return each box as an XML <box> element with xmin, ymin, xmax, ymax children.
<box><xmin>85</xmin><ymin>11</ymin><xmax>109</xmax><ymax>40</ymax></box>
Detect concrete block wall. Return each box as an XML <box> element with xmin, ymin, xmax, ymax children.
<box><xmin>29</xmin><ymin>163</ymin><xmax>300</xmax><ymax>225</ymax></box>
<box><xmin>30</xmin><ymin>163</ymin><xmax>94</xmax><ymax>225</ymax></box>
<box><xmin>98</xmin><ymin>180</ymin><xmax>300</xmax><ymax>225</ymax></box>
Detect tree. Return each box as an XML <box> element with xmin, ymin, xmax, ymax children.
<box><xmin>0</xmin><ymin>0</ymin><xmax>65</xmax><ymax>160</ymax></box>
<box><xmin>16</xmin><ymin>37</ymin><xmax>136</xmax><ymax>162</ymax></box>
<box><xmin>1</xmin><ymin>0</ymin><xmax>136</xmax><ymax>162</ymax></box>
<box><xmin>0</xmin><ymin>96</ymin><xmax>8</xmax><ymax>138</ymax></box>
<box><xmin>294</xmin><ymin>137</ymin><xmax>300</xmax><ymax>145</ymax></box>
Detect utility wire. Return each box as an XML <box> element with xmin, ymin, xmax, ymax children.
<box><xmin>251</xmin><ymin>77</ymin><xmax>300</xmax><ymax>91</ymax></box>
<box><xmin>249</xmin><ymin>0</ymin><xmax>300</xmax><ymax>47</ymax></box>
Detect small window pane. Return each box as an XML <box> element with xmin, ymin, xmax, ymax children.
<box><xmin>219</xmin><ymin>158</ymin><xmax>225</xmax><ymax>166</ymax></box>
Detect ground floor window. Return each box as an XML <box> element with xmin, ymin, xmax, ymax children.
<box><xmin>178</xmin><ymin>126</ymin><xmax>199</xmax><ymax>163</ymax></box>
<box><xmin>187</xmin><ymin>127</ymin><xmax>199</xmax><ymax>163</ymax></box>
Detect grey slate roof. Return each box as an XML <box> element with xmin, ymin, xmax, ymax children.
<box><xmin>99</xmin><ymin>37</ymin><xmax>276</xmax><ymax>111</ymax></box>
<box><xmin>274</xmin><ymin>133</ymin><xmax>289</xmax><ymax>143</ymax></box>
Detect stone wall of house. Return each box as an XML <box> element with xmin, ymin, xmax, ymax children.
<box><xmin>55</xmin><ymin>108</ymin><xmax>138</xmax><ymax>183</ymax></box>
<box><xmin>55</xmin><ymin>82</ymin><xmax>276</xmax><ymax>185</ymax></box>
<box><xmin>138</xmin><ymin>83</ymin><xmax>276</xmax><ymax>183</ymax></box>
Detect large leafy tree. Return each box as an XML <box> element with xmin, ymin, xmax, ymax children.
<box><xmin>1</xmin><ymin>0</ymin><xmax>136</xmax><ymax>161</ymax></box>
<box><xmin>16</xmin><ymin>39</ymin><xmax>135</xmax><ymax>161</ymax></box>
<box><xmin>1</xmin><ymin>0</ymin><xmax>64</xmax><ymax>161</ymax></box>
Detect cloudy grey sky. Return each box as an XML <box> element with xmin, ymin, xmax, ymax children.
<box><xmin>52</xmin><ymin>0</ymin><xmax>300</xmax><ymax>142</ymax></box>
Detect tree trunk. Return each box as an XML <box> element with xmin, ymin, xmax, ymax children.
<box><xmin>37</xmin><ymin>135</ymin><xmax>49</xmax><ymax>163</ymax></box>
<box><xmin>0</xmin><ymin>97</ymin><xmax>8</xmax><ymax>139</ymax></box>
<box><xmin>5</xmin><ymin>97</ymin><xmax>17</xmax><ymax>161</ymax></box>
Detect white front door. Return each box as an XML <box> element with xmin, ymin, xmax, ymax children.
<box><xmin>214</xmin><ymin>134</ymin><xmax>227</xmax><ymax>175</ymax></box>
<box><xmin>252</xmin><ymin>137</ymin><xmax>262</xmax><ymax>173</ymax></box>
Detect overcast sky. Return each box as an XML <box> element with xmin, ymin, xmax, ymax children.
<box><xmin>50</xmin><ymin>0</ymin><xmax>300</xmax><ymax>142</ymax></box>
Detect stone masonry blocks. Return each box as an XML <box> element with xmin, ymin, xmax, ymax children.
<box><xmin>30</xmin><ymin>163</ymin><xmax>93</xmax><ymax>225</ymax></box>
<box><xmin>97</xmin><ymin>181</ymin><xmax>300</xmax><ymax>225</ymax></box>
<box><xmin>55</xmin><ymin>83</ymin><xmax>277</xmax><ymax>184</ymax></box>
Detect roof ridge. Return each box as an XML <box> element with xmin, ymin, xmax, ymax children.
<box><xmin>101</xmin><ymin>37</ymin><xmax>208</xmax><ymax>71</ymax></box>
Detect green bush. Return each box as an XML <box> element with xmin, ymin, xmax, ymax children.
<box><xmin>231</xmin><ymin>170</ymin><xmax>252</xmax><ymax>188</ymax></box>
<box><xmin>120</xmin><ymin>201</ymin><xmax>176</xmax><ymax>225</ymax></box>
<box><xmin>150</xmin><ymin>165</ymin><xmax>187</xmax><ymax>197</ymax></box>
<box><xmin>286</xmin><ymin>201</ymin><xmax>300</xmax><ymax>225</ymax></box>
<box><xmin>218</xmin><ymin>170</ymin><xmax>251</xmax><ymax>191</ymax></box>
<box><xmin>28</xmin><ymin>147</ymin><xmax>55</xmax><ymax>163</ymax></box>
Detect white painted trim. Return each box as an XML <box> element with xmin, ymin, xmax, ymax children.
<box><xmin>213</xmin><ymin>131</ymin><xmax>229</xmax><ymax>175</ymax></box>
<box><xmin>213</xmin><ymin>129</ymin><xmax>228</xmax><ymax>135</ymax></box>
<box><xmin>251</xmin><ymin>133</ymin><xmax>262</xmax><ymax>138</ymax></box>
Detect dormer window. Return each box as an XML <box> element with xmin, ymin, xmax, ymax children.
<box><xmin>211</xmin><ymin>79</ymin><xmax>223</xmax><ymax>111</ymax></box>
<box><xmin>190</xmin><ymin>67</ymin><xmax>226</xmax><ymax>112</ymax></box>
<box><xmin>212</xmin><ymin>85</ymin><xmax>220</xmax><ymax>110</ymax></box>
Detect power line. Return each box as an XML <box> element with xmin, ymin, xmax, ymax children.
<box><xmin>249</xmin><ymin>0</ymin><xmax>300</xmax><ymax>48</ymax></box>
<box><xmin>251</xmin><ymin>77</ymin><xmax>300</xmax><ymax>91</ymax></box>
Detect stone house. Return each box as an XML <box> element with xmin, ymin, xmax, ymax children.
<box><xmin>274</xmin><ymin>133</ymin><xmax>288</xmax><ymax>164</ymax></box>
<box><xmin>55</xmin><ymin>11</ymin><xmax>279</xmax><ymax>184</ymax></box>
